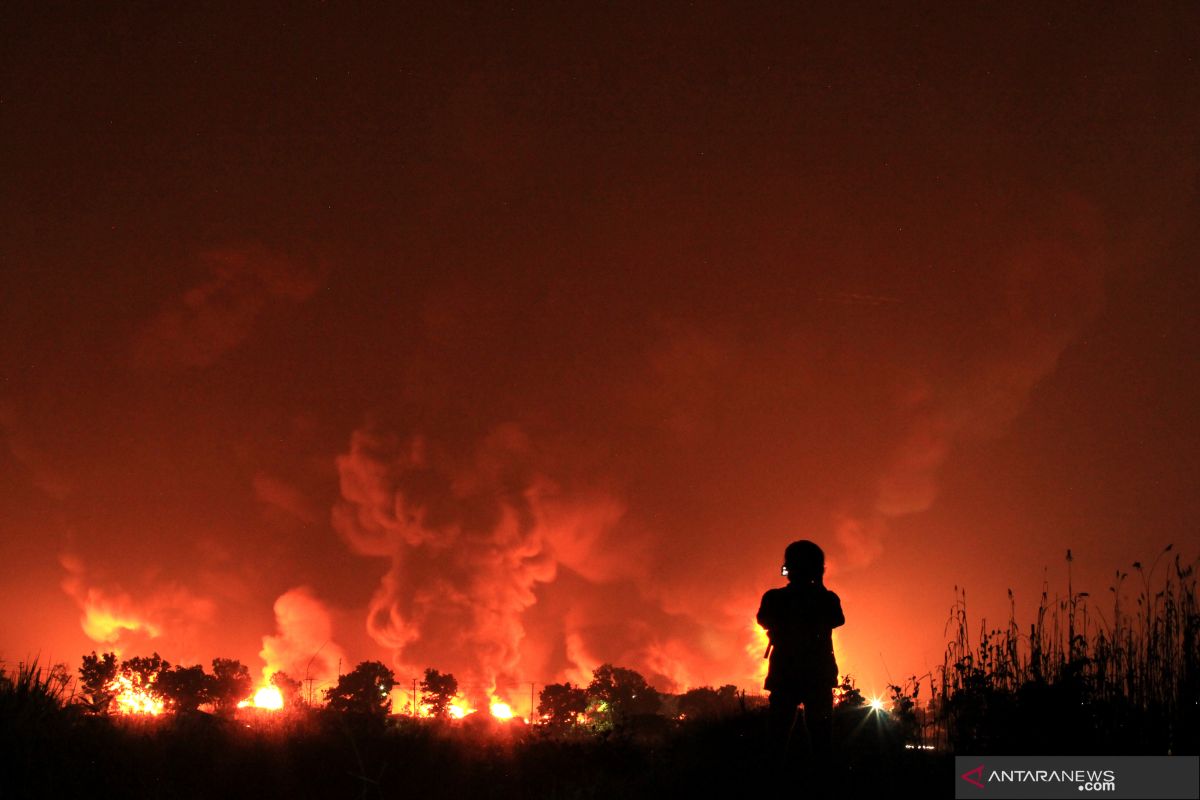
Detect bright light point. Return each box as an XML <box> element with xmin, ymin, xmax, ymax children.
<box><xmin>253</xmin><ymin>685</ymin><xmax>284</xmax><ymax>710</ymax></box>
<box><xmin>489</xmin><ymin>700</ymin><xmax>514</xmax><ymax>720</ymax></box>
<box><xmin>869</xmin><ymin>697</ymin><xmax>886</xmax><ymax>712</ymax></box>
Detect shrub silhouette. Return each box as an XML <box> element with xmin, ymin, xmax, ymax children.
<box><xmin>678</xmin><ymin>685</ymin><xmax>740</xmax><ymax>720</ymax></box>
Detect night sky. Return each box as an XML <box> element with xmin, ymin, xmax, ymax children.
<box><xmin>2</xmin><ymin>4</ymin><xmax>1197</xmax><ymax>703</ymax></box>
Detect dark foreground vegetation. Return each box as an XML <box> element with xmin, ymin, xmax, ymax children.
<box><xmin>1</xmin><ymin>695</ymin><xmax>944</xmax><ymax>799</ymax></box>
<box><xmin>924</xmin><ymin>546</ymin><xmax>1199</xmax><ymax>756</ymax></box>
<box><xmin>2</xmin><ymin>547</ymin><xmax>1194</xmax><ymax>798</ymax></box>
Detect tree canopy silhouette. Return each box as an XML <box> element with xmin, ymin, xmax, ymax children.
<box><xmin>270</xmin><ymin>671</ymin><xmax>303</xmax><ymax>708</ymax></box>
<box><xmin>78</xmin><ymin>651</ymin><xmax>118</xmax><ymax>713</ymax></box>
<box><xmin>122</xmin><ymin>653</ymin><xmax>170</xmax><ymax>688</ymax></box>
<box><xmin>419</xmin><ymin>668</ymin><xmax>458</xmax><ymax>718</ymax></box>
<box><xmin>209</xmin><ymin>658</ymin><xmax>252</xmax><ymax>714</ymax></box>
<box><xmin>538</xmin><ymin>682</ymin><xmax>587</xmax><ymax>728</ymax></box>
<box><xmin>159</xmin><ymin>664</ymin><xmax>212</xmax><ymax>712</ymax></box>
<box><xmin>587</xmin><ymin>664</ymin><xmax>661</xmax><ymax>726</ymax></box>
<box><xmin>326</xmin><ymin>661</ymin><xmax>395</xmax><ymax>716</ymax></box>
<box><xmin>678</xmin><ymin>685</ymin><xmax>741</xmax><ymax>720</ymax></box>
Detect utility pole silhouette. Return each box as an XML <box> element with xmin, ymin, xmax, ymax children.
<box><xmin>303</xmin><ymin>641</ymin><xmax>328</xmax><ymax>707</ymax></box>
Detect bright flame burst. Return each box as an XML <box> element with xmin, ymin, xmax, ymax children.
<box><xmin>108</xmin><ymin>674</ymin><xmax>164</xmax><ymax>716</ymax></box>
<box><xmin>489</xmin><ymin>699</ymin><xmax>514</xmax><ymax>720</ymax></box>
<box><xmin>252</xmin><ymin>685</ymin><xmax>284</xmax><ymax>710</ymax></box>
<box><xmin>411</xmin><ymin>695</ymin><xmax>483</xmax><ymax>720</ymax></box>
<box><xmin>236</xmin><ymin>684</ymin><xmax>286</xmax><ymax>711</ymax></box>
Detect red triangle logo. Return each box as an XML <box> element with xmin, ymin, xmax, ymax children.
<box><xmin>961</xmin><ymin>764</ymin><xmax>985</xmax><ymax>789</ymax></box>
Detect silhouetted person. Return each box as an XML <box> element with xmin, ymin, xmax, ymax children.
<box><xmin>757</xmin><ymin>539</ymin><xmax>844</xmax><ymax>770</ymax></box>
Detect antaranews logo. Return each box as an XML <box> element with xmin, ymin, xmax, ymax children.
<box><xmin>960</xmin><ymin>764</ymin><xmax>1117</xmax><ymax>792</ymax></box>
<box><xmin>956</xmin><ymin>755</ymin><xmax>1198</xmax><ymax>800</ymax></box>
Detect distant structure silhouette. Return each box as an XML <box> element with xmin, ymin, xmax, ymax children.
<box><xmin>757</xmin><ymin>539</ymin><xmax>845</xmax><ymax>765</ymax></box>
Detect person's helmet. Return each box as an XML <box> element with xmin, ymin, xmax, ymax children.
<box><xmin>783</xmin><ymin>540</ymin><xmax>825</xmax><ymax>582</ymax></box>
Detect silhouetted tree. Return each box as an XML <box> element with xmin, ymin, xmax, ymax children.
<box><xmin>79</xmin><ymin>651</ymin><xmax>118</xmax><ymax>713</ymax></box>
<box><xmin>209</xmin><ymin>658</ymin><xmax>252</xmax><ymax>714</ymax></box>
<box><xmin>678</xmin><ymin>684</ymin><xmax>740</xmax><ymax>720</ymax></box>
<box><xmin>420</xmin><ymin>668</ymin><xmax>458</xmax><ymax>718</ymax></box>
<box><xmin>538</xmin><ymin>682</ymin><xmax>587</xmax><ymax>727</ymax></box>
<box><xmin>121</xmin><ymin>652</ymin><xmax>171</xmax><ymax>687</ymax></box>
<box><xmin>587</xmin><ymin>664</ymin><xmax>661</xmax><ymax>726</ymax></box>
<box><xmin>271</xmin><ymin>671</ymin><xmax>303</xmax><ymax>708</ymax></box>
<box><xmin>160</xmin><ymin>664</ymin><xmax>212</xmax><ymax>712</ymax></box>
<box><xmin>326</xmin><ymin>661</ymin><xmax>395</xmax><ymax>716</ymax></box>
<box><xmin>104</xmin><ymin>653</ymin><xmax>171</xmax><ymax>712</ymax></box>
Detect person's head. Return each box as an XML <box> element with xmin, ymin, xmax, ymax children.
<box><xmin>783</xmin><ymin>540</ymin><xmax>825</xmax><ymax>584</ymax></box>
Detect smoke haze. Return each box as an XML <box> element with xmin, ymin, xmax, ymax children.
<box><xmin>1</xmin><ymin>5</ymin><xmax>1196</xmax><ymax>701</ymax></box>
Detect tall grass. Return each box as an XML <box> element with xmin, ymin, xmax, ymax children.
<box><xmin>0</xmin><ymin>658</ymin><xmax>76</xmax><ymax>726</ymax></box>
<box><xmin>929</xmin><ymin>546</ymin><xmax>1199</xmax><ymax>754</ymax></box>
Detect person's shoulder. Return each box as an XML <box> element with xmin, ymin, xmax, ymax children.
<box><xmin>823</xmin><ymin>587</ymin><xmax>842</xmax><ymax>602</ymax></box>
<box><xmin>760</xmin><ymin>586</ymin><xmax>787</xmax><ymax>602</ymax></box>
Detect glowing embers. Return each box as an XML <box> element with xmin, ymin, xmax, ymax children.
<box><xmin>108</xmin><ymin>673</ymin><xmax>165</xmax><ymax>716</ymax></box>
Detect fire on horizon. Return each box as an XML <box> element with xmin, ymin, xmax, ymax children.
<box><xmin>0</xmin><ymin>5</ymin><xmax>1197</xmax><ymax>709</ymax></box>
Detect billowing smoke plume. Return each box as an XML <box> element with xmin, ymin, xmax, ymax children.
<box><xmin>834</xmin><ymin>200</ymin><xmax>1108</xmax><ymax>571</ymax></box>
<box><xmin>59</xmin><ymin>553</ymin><xmax>216</xmax><ymax>656</ymax></box>
<box><xmin>324</xmin><ymin>198</ymin><xmax>1111</xmax><ymax>697</ymax></box>
<box><xmin>333</xmin><ymin>424</ymin><xmax>631</xmax><ymax>701</ymax></box>
<box><xmin>259</xmin><ymin>587</ymin><xmax>346</xmax><ymax>693</ymax></box>
<box><xmin>131</xmin><ymin>246</ymin><xmax>319</xmax><ymax>369</ymax></box>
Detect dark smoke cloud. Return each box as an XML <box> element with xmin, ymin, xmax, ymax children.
<box><xmin>334</xmin><ymin>424</ymin><xmax>639</xmax><ymax>699</ymax></box>
<box><xmin>0</xmin><ymin>400</ymin><xmax>71</xmax><ymax>500</ymax></box>
<box><xmin>326</xmin><ymin>196</ymin><xmax>1110</xmax><ymax>695</ymax></box>
<box><xmin>132</xmin><ymin>246</ymin><xmax>319</xmax><ymax>368</ymax></box>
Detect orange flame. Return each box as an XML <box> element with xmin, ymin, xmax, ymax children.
<box><xmin>412</xmin><ymin>695</ymin><xmax>474</xmax><ymax>719</ymax></box>
<box><xmin>747</xmin><ymin>619</ymin><xmax>770</xmax><ymax>688</ymax></box>
<box><xmin>108</xmin><ymin>674</ymin><xmax>164</xmax><ymax>716</ymax></box>
<box><xmin>237</xmin><ymin>683</ymin><xmax>288</xmax><ymax>712</ymax></box>
<box><xmin>489</xmin><ymin>699</ymin><xmax>514</xmax><ymax>720</ymax></box>
<box><xmin>252</xmin><ymin>685</ymin><xmax>284</xmax><ymax>710</ymax></box>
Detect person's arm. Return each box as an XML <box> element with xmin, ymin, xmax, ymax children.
<box><xmin>827</xmin><ymin>591</ymin><xmax>845</xmax><ymax>629</ymax></box>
